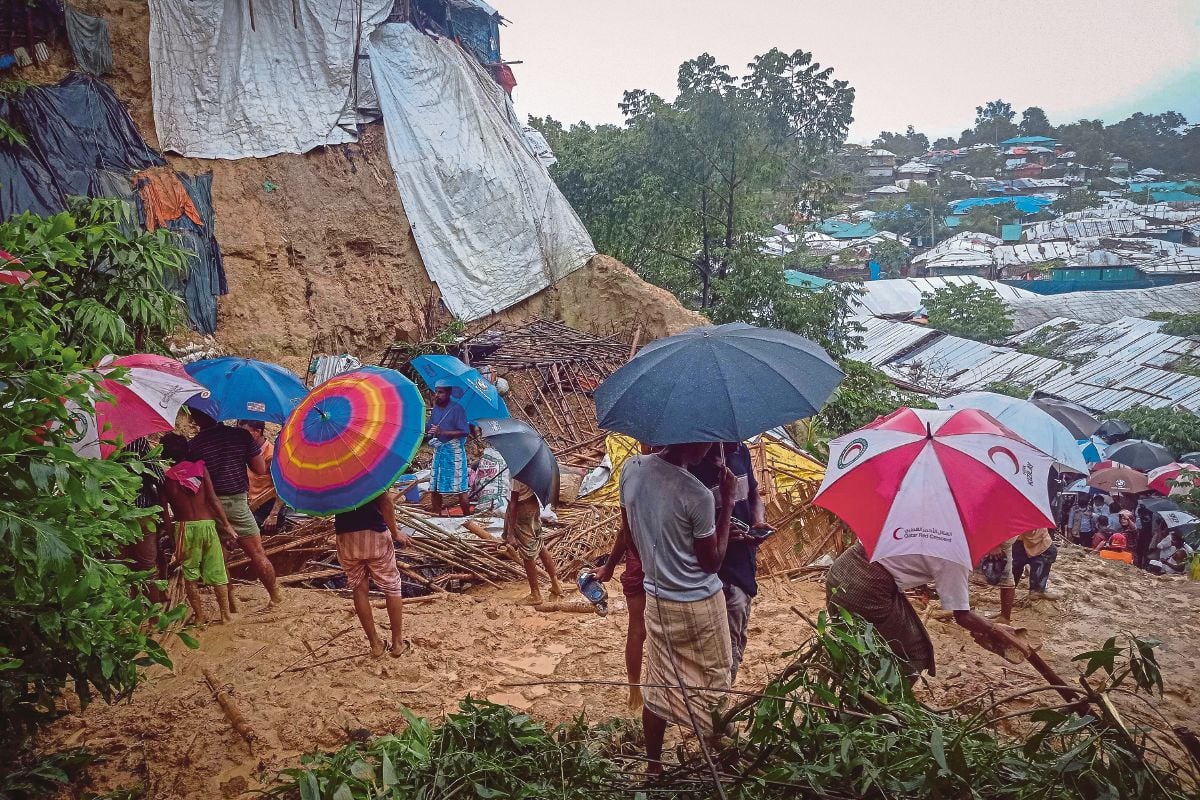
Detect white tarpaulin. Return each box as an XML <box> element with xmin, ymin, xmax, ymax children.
<box><xmin>148</xmin><ymin>0</ymin><xmax>390</xmax><ymax>159</ymax></box>
<box><xmin>369</xmin><ymin>23</ymin><xmax>595</xmax><ymax>320</ymax></box>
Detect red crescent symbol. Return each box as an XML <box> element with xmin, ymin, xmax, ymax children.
<box><xmin>987</xmin><ymin>446</ymin><xmax>1019</xmax><ymax>474</ymax></box>
<box><xmin>892</xmin><ymin>527</ymin><xmax>904</xmax><ymax>540</ymax></box>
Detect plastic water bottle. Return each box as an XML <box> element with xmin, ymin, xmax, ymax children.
<box><xmin>576</xmin><ymin>569</ymin><xmax>609</xmax><ymax>617</ymax></box>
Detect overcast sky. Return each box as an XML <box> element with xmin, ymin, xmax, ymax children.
<box><xmin>498</xmin><ymin>0</ymin><xmax>1200</xmax><ymax>143</ymax></box>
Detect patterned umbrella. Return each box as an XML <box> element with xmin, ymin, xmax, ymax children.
<box><xmin>63</xmin><ymin>354</ymin><xmax>208</xmax><ymax>458</ymax></box>
<box><xmin>813</xmin><ymin>407</ymin><xmax>1056</xmax><ymax>570</ymax></box>
<box><xmin>1148</xmin><ymin>463</ymin><xmax>1200</xmax><ymax>496</ymax></box>
<box><xmin>1087</xmin><ymin>466</ymin><xmax>1149</xmax><ymax>494</ymax></box>
<box><xmin>185</xmin><ymin>357</ymin><xmax>307</xmax><ymax>424</ymax></box>
<box><xmin>410</xmin><ymin>354</ymin><xmax>508</xmax><ymax>422</ymax></box>
<box><xmin>271</xmin><ymin>366</ymin><xmax>426</xmax><ymax>515</ymax></box>
<box><xmin>0</xmin><ymin>248</ymin><xmax>32</xmax><ymax>286</ymax></box>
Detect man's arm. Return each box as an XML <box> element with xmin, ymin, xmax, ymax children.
<box><xmin>377</xmin><ymin>491</ymin><xmax>411</xmax><ymax>547</ymax></box>
<box><xmin>747</xmin><ymin>469</ymin><xmax>767</xmax><ymax>528</ymax></box>
<box><xmin>248</xmin><ymin>450</ymin><xmax>268</xmax><ymax>476</ymax></box>
<box><xmin>202</xmin><ymin>470</ymin><xmax>239</xmax><ymax>544</ymax></box>
<box><xmin>437</xmin><ymin>406</ymin><xmax>470</xmax><ymax>440</ymax></box>
<box><xmin>695</xmin><ymin>467</ymin><xmax>737</xmax><ymax>574</ymax></box>
<box><xmin>596</xmin><ymin>509</ymin><xmax>631</xmax><ymax>583</ymax></box>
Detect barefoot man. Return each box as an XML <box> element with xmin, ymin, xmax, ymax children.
<box><xmin>620</xmin><ymin>442</ymin><xmax>737</xmax><ymax>775</ymax></box>
<box><xmin>160</xmin><ymin>433</ymin><xmax>237</xmax><ymax>626</ymax></box>
<box><xmin>426</xmin><ymin>381</ymin><xmax>471</xmax><ymax>515</ymax></box>
<box><xmin>188</xmin><ymin>408</ymin><xmax>284</xmax><ymax>608</ymax></box>
<box><xmin>334</xmin><ymin>491</ymin><xmax>411</xmax><ymax>657</ymax></box>
<box><xmin>504</xmin><ymin>478</ymin><xmax>564</xmax><ymax>605</ymax></box>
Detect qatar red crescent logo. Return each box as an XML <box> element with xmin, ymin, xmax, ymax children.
<box><xmin>987</xmin><ymin>445</ymin><xmax>1019</xmax><ymax>474</ymax></box>
<box><xmin>837</xmin><ymin>438</ymin><xmax>869</xmax><ymax>469</ymax></box>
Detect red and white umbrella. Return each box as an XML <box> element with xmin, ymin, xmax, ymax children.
<box><xmin>813</xmin><ymin>407</ymin><xmax>1056</xmax><ymax>570</ymax></box>
<box><xmin>1148</xmin><ymin>463</ymin><xmax>1200</xmax><ymax>496</ymax></box>
<box><xmin>62</xmin><ymin>354</ymin><xmax>208</xmax><ymax>458</ymax></box>
<box><xmin>0</xmin><ymin>248</ymin><xmax>32</xmax><ymax>286</ymax></box>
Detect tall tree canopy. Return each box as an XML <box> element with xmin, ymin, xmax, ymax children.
<box><xmin>532</xmin><ymin>47</ymin><xmax>855</xmax><ymax>341</ymax></box>
<box><xmin>871</xmin><ymin>125</ymin><xmax>929</xmax><ymax>160</ymax></box>
<box><xmin>1019</xmin><ymin>106</ymin><xmax>1052</xmax><ymax>137</ymax></box>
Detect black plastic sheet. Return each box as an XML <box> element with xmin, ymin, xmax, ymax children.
<box><xmin>151</xmin><ymin>172</ymin><xmax>228</xmax><ymax>335</ymax></box>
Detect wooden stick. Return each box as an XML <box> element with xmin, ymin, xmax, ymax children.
<box><xmin>272</xmin><ymin>626</ymin><xmax>356</xmax><ymax>678</ymax></box>
<box><xmin>282</xmin><ymin>650</ymin><xmax>371</xmax><ymax>673</ymax></box>
<box><xmin>202</xmin><ymin>668</ymin><xmax>259</xmax><ymax>751</ymax></box>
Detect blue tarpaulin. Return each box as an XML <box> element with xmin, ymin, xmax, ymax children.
<box><xmin>818</xmin><ymin>219</ymin><xmax>877</xmax><ymax>239</ymax></box>
<box><xmin>1129</xmin><ymin>180</ymin><xmax>1200</xmax><ymax>195</ymax></box>
<box><xmin>1000</xmin><ymin>136</ymin><xmax>1057</xmax><ymax>146</ymax></box>
<box><xmin>950</xmin><ymin>196</ymin><xmax>1053</xmax><ymax>215</ymax></box>
<box><xmin>785</xmin><ymin>270</ymin><xmax>830</xmax><ymax>290</ymax></box>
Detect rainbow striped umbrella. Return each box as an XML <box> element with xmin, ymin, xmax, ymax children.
<box><xmin>271</xmin><ymin>366</ymin><xmax>426</xmax><ymax>515</ymax></box>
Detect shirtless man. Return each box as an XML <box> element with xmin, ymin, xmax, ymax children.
<box><xmin>160</xmin><ymin>433</ymin><xmax>239</xmax><ymax>625</ymax></box>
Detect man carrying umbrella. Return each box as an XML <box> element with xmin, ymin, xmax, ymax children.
<box><xmin>427</xmin><ymin>381</ymin><xmax>471</xmax><ymax>515</ymax></box>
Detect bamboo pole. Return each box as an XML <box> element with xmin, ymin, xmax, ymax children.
<box><xmin>202</xmin><ymin>668</ymin><xmax>259</xmax><ymax>751</ymax></box>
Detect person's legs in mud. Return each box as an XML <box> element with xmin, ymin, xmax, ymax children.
<box><xmin>212</xmin><ymin>583</ymin><xmax>233</xmax><ymax>624</ymax></box>
<box><xmin>537</xmin><ymin>546</ymin><xmax>563</xmax><ymax>598</ymax></box>
<box><xmin>183</xmin><ymin>578</ymin><xmax>209</xmax><ymax>626</ymax></box>
<box><xmin>350</xmin><ymin>577</ymin><xmax>386</xmax><ymax>658</ymax></box>
<box><xmin>430</xmin><ymin>491</ymin><xmax>444</xmax><ymax>515</ymax></box>
<box><xmin>626</xmin><ymin>591</ymin><xmax>647</xmax><ymax>710</ymax></box>
<box><xmin>520</xmin><ymin>556</ymin><xmax>544</xmax><ymax>605</ymax></box>
<box><xmin>1028</xmin><ymin>544</ymin><xmax>1060</xmax><ymax>600</ymax></box>
<box><xmin>383</xmin><ymin>593</ymin><xmax>405</xmax><ymax>656</ymax></box>
<box><xmin>643</xmin><ymin>706</ymin><xmax>667</xmax><ymax>776</ymax></box>
<box><xmin>236</xmin><ymin>533</ymin><xmax>283</xmax><ymax>607</ymax></box>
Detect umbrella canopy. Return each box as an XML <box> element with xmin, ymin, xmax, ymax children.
<box><xmin>1030</xmin><ymin>398</ymin><xmax>1100</xmax><ymax>439</ymax></box>
<box><xmin>65</xmin><ymin>354</ymin><xmax>208</xmax><ymax>458</ymax></box>
<box><xmin>410</xmin><ymin>355</ymin><xmax>508</xmax><ymax>422</ymax></box>
<box><xmin>475</xmin><ymin>417</ymin><xmax>559</xmax><ymax>507</ymax></box>
<box><xmin>1104</xmin><ymin>439</ymin><xmax>1174</xmax><ymax>472</ymax></box>
<box><xmin>1180</xmin><ymin>452</ymin><xmax>1200</xmax><ymax>467</ymax></box>
<box><xmin>271</xmin><ymin>367</ymin><xmax>426</xmax><ymax>515</ymax></box>
<box><xmin>1078</xmin><ymin>437</ymin><xmax>1105</xmax><ymax>464</ymax></box>
<box><xmin>1139</xmin><ymin>497</ymin><xmax>1200</xmax><ymax>530</ymax></box>
<box><xmin>937</xmin><ymin>391</ymin><xmax>1088</xmax><ymax>474</ymax></box>
<box><xmin>1095</xmin><ymin>418</ymin><xmax>1133</xmax><ymax>444</ymax></box>
<box><xmin>185</xmin><ymin>357</ymin><xmax>307</xmax><ymax>424</ymax></box>
<box><xmin>813</xmin><ymin>407</ymin><xmax>1056</xmax><ymax>570</ymax></box>
<box><xmin>0</xmin><ymin>248</ymin><xmax>32</xmax><ymax>286</ymax></box>
<box><xmin>1087</xmin><ymin>466</ymin><xmax>1149</xmax><ymax>494</ymax></box>
<box><xmin>595</xmin><ymin>322</ymin><xmax>843</xmax><ymax>446</ymax></box>
<box><xmin>1148</xmin><ymin>463</ymin><xmax>1200</xmax><ymax>496</ymax></box>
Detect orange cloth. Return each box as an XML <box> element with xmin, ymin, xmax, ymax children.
<box><xmin>133</xmin><ymin>169</ymin><xmax>203</xmax><ymax>231</ymax></box>
<box><xmin>1099</xmin><ymin>549</ymin><xmax>1133</xmax><ymax>564</ymax></box>
<box><xmin>247</xmin><ymin>439</ymin><xmax>276</xmax><ymax>511</ymax></box>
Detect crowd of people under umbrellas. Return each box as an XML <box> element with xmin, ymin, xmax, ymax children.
<box><xmin>112</xmin><ymin>324</ymin><xmax>1198</xmax><ymax>776</ymax></box>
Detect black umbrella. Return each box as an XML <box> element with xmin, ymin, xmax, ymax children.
<box><xmin>1139</xmin><ymin>497</ymin><xmax>1200</xmax><ymax>530</ymax></box>
<box><xmin>1180</xmin><ymin>452</ymin><xmax>1200</xmax><ymax>467</ymax></box>
<box><xmin>476</xmin><ymin>417</ymin><xmax>559</xmax><ymax>507</ymax></box>
<box><xmin>1104</xmin><ymin>439</ymin><xmax>1174</xmax><ymax>472</ymax></box>
<box><xmin>1030</xmin><ymin>398</ymin><xmax>1100</xmax><ymax>439</ymax></box>
<box><xmin>594</xmin><ymin>323</ymin><xmax>844</xmax><ymax>446</ymax></box>
<box><xmin>1096</xmin><ymin>419</ymin><xmax>1133</xmax><ymax>444</ymax></box>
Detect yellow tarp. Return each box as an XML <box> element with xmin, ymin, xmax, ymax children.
<box><xmin>584</xmin><ymin>434</ymin><xmax>824</xmax><ymax>508</ymax></box>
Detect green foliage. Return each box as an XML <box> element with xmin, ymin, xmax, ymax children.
<box><xmin>812</xmin><ymin>359</ymin><xmax>934</xmax><ymax>442</ymax></box>
<box><xmin>1050</xmin><ymin>190</ymin><xmax>1104</xmax><ymax>215</ymax></box>
<box><xmin>1019</xmin><ymin>106</ymin><xmax>1053</xmax><ymax>137</ymax></box>
<box><xmin>871</xmin><ymin>125</ymin><xmax>929</xmax><ymax>161</ymax></box>
<box><xmin>0</xmin><ymin>747</ymin><xmax>100</xmax><ymax>799</ymax></box>
<box><xmin>985</xmin><ymin>381</ymin><xmax>1029</xmax><ymax>399</ymax></box>
<box><xmin>872</xmin><ymin>183</ymin><xmax>949</xmax><ymax>244</ymax></box>
<box><xmin>1151</xmin><ymin>313</ymin><xmax>1200</xmax><ymax>338</ymax></box>
<box><xmin>0</xmin><ymin>196</ymin><xmax>188</xmax><ymax>358</ymax></box>
<box><xmin>0</xmin><ymin>116</ymin><xmax>26</xmax><ymax>147</ymax></box>
<box><xmin>868</xmin><ymin>238</ymin><xmax>909</xmax><ymax>279</ymax></box>
<box><xmin>0</xmin><ymin>226</ymin><xmax>181</xmax><ymax>758</ymax></box>
<box><xmin>923</xmin><ymin>283</ymin><xmax>1014</xmax><ymax>342</ymax></box>
<box><xmin>1104</xmin><ymin>406</ymin><xmax>1200</xmax><ymax>456</ymax></box>
<box><xmin>535</xmin><ymin>47</ymin><xmax>854</xmax><ymax>322</ymax></box>
<box><xmin>269</xmin><ymin>616</ymin><xmax>1193</xmax><ymax>799</ymax></box>
<box><xmin>957</xmin><ymin>203</ymin><xmax>1023</xmax><ymax>236</ymax></box>
<box><xmin>271</xmin><ymin>700</ymin><xmax>622</xmax><ymax>800</ymax></box>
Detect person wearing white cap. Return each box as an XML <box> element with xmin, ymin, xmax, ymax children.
<box><xmin>426</xmin><ymin>380</ymin><xmax>471</xmax><ymax>515</ymax></box>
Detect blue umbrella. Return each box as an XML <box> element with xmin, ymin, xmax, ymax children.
<box><xmin>410</xmin><ymin>354</ymin><xmax>508</xmax><ymax>422</ymax></box>
<box><xmin>595</xmin><ymin>322</ymin><xmax>843</xmax><ymax>445</ymax></box>
<box><xmin>476</xmin><ymin>417</ymin><xmax>558</xmax><ymax>506</ymax></box>
<box><xmin>1079</xmin><ymin>436</ymin><xmax>1105</xmax><ymax>464</ymax></box>
<box><xmin>184</xmin><ymin>357</ymin><xmax>308</xmax><ymax>424</ymax></box>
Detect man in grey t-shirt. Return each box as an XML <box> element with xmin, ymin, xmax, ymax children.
<box><xmin>619</xmin><ymin>443</ymin><xmax>736</xmax><ymax>774</ymax></box>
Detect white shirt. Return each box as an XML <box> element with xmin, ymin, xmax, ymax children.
<box><xmin>878</xmin><ymin>554</ymin><xmax>972</xmax><ymax>611</ymax></box>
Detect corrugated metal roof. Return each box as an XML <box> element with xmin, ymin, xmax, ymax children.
<box><xmin>880</xmin><ymin>335</ymin><xmax>1071</xmax><ymax>396</ymax></box>
<box><xmin>1022</xmin><ymin>218</ymin><xmax>1147</xmax><ymax>241</ymax></box>
<box><xmin>846</xmin><ymin>316</ymin><xmax>942</xmax><ymax>366</ymax></box>
<box><xmin>993</xmin><ymin>241</ymin><xmax>1078</xmax><ymax>265</ymax></box>
<box><xmin>1035</xmin><ymin>356</ymin><xmax>1200</xmax><ymax>413</ymax></box>
<box><xmin>851</xmin><ymin>276</ymin><xmax>1036</xmax><ymax>317</ymax></box>
<box><xmin>1008</xmin><ymin>316</ymin><xmax>1200</xmax><ymax>370</ymax></box>
<box><xmin>912</xmin><ymin>231</ymin><xmax>1003</xmax><ymax>265</ymax></box>
<box><xmin>1138</xmin><ymin>253</ymin><xmax>1200</xmax><ymax>274</ymax></box>
<box><xmin>1006</xmin><ymin>281</ymin><xmax>1200</xmax><ymax>332</ymax></box>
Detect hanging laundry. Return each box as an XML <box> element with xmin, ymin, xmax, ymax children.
<box><xmin>64</xmin><ymin>5</ymin><xmax>113</xmax><ymax>76</ymax></box>
<box><xmin>133</xmin><ymin>169</ymin><xmax>204</xmax><ymax>231</ymax></box>
<box><xmin>491</xmin><ymin>63</ymin><xmax>517</xmax><ymax>96</ymax></box>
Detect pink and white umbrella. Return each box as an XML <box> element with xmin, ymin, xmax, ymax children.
<box><xmin>1148</xmin><ymin>463</ymin><xmax>1200</xmax><ymax>497</ymax></box>
<box><xmin>813</xmin><ymin>407</ymin><xmax>1057</xmax><ymax>570</ymax></box>
<box><xmin>0</xmin><ymin>248</ymin><xmax>32</xmax><ymax>286</ymax></box>
<box><xmin>62</xmin><ymin>354</ymin><xmax>208</xmax><ymax>458</ymax></box>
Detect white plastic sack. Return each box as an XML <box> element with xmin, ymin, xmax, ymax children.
<box><xmin>368</xmin><ymin>24</ymin><xmax>596</xmax><ymax>320</ymax></box>
<box><xmin>147</xmin><ymin>0</ymin><xmax>390</xmax><ymax>158</ymax></box>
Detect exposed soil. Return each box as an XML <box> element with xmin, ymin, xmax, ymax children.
<box><xmin>42</xmin><ymin>543</ymin><xmax>1200</xmax><ymax>799</ymax></box>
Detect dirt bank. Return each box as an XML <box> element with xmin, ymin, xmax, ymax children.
<box><xmin>43</xmin><ymin>542</ymin><xmax>1200</xmax><ymax>798</ymax></box>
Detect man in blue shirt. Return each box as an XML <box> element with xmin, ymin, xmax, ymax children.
<box><xmin>689</xmin><ymin>442</ymin><xmax>768</xmax><ymax>683</ymax></box>
<box><xmin>426</xmin><ymin>381</ymin><xmax>471</xmax><ymax>515</ymax></box>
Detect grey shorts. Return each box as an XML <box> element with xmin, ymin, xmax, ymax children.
<box><xmin>218</xmin><ymin>493</ymin><xmax>260</xmax><ymax>539</ymax></box>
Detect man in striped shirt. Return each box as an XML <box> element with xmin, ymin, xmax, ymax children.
<box><xmin>188</xmin><ymin>409</ymin><xmax>283</xmax><ymax>608</ymax></box>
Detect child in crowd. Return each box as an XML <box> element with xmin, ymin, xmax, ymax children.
<box><xmin>160</xmin><ymin>433</ymin><xmax>238</xmax><ymax>625</ymax></box>
<box><xmin>1091</xmin><ymin>514</ymin><xmax>1112</xmax><ymax>551</ymax></box>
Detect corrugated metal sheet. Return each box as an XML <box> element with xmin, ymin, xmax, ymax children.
<box><xmin>1006</xmin><ymin>281</ymin><xmax>1200</xmax><ymax>332</ymax></box>
<box><xmin>851</xmin><ymin>276</ymin><xmax>1036</xmax><ymax>317</ymax></box>
<box><xmin>880</xmin><ymin>335</ymin><xmax>1071</xmax><ymax>396</ymax></box>
<box><xmin>846</xmin><ymin>316</ymin><xmax>942</xmax><ymax>366</ymax></box>
<box><xmin>993</xmin><ymin>242</ymin><xmax>1078</xmax><ymax>266</ymax></box>
<box><xmin>1022</xmin><ymin>218</ymin><xmax>1147</xmax><ymax>241</ymax></box>
<box><xmin>1035</xmin><ymin>357</ymin><xmax>1200</xmax><ymax>413</ymax></box>
<box><xmin>1008</xmin><ymin>316</ymin><xmax>1200</xmax><ymax>369</ymax></box>
<box><xmin>1138</xmin><ymin>253</ymin><xmax>1200</xmax><ymax>274</ymax></box>
<box><xmin>912</xmin><ymin>231</ymin><xmax>1003</xmax><ymax>265</ymax></box>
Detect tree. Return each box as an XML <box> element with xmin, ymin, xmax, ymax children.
<box><xmin>871</xmin><ymin>125</ymin><xmax>929</xmax><ymax>161</ymax></box>
<box><xmin>923</xmin><ymin>283</ymin><xmax>1014</xmax><ymax>342</ymax></box>
<box><xmin>957</xmin><ymin>203</ymin><xmax>1022</xmax><ymax>236</ymax></box>
<box><xmin>540</xmin><ymin>47</ymin><xmax>855</xmax><ymax>321</ymax></box>
<box><xmin>1053</xmin><ymin>119</ymin><xmax>1107</xmax><ymax>167</ymax></box>
<box><xmin>932</xmin><ymin>136</ymin><xmax>957</xmax><ymax>150</ymax></box>
<box><xmin>869</xmin><ymin>238</ymin><xmax>909</xmax><ymax>278</ymax></box>
<box><xmin>813</xmin><ymin>359</ymin><xmax>935</xmax><ymax>439</ymax></box>
<box><xmin>1019</xmin><ymin>106</ymin><xmax>1052</xmax><ymax>137</ymax></box>
<box><xmin>967</xmin><ymin>99</ymin><xmax>1018</xmax><ymax>146</ymax></box>
<box><xmin>1050</xmin><ymin>190</ymin><xmax>1104</xmax><ymax>215</ymax></box>
<box><xmin>1105</xmin><ymin>111</ymin><xmax>1188</xmax><ymax>171</ymax></box>
<box><xmin>959</xmin><ymin>147</ymin><xmax>999</xmax><ymax>179</ymax></box>
<box><xmin>1104</xmin><ymin>407</ymin><xmax>1200</xmax><ymax>456</ymax></box>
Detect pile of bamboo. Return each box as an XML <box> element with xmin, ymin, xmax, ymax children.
<box><xmin>544</xmin><ymin>504</ymin><xmax>622</xmax><ymax>576</ymax></box>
